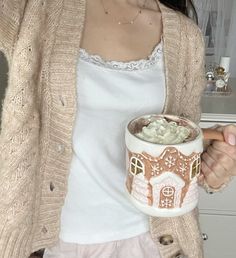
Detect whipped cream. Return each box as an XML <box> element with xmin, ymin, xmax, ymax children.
<box><xmin>135</xmin><ymin>118</ymin><xmax>191</xmax><ymax>144</ymax></box>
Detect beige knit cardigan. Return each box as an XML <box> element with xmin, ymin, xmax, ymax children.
<box><xmin>0</xmin><ymin>0</ymin><xmax>206</xmax><ymax>257</ymax></box>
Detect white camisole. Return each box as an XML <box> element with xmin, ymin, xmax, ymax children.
<box><xmin>59</xmin><ymin>41</ymin><xmax>166</xmax><ymax>244</ymax></box>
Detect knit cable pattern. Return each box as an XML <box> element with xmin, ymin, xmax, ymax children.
<box><xmin>0</xmin><ymin>1</ymin><xmax>205</xmax><ymax>258</ymax></box>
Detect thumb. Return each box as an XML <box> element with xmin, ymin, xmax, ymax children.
<box><xmin>222</xmin><ymin>125</ymin><xmax>236</xmax><ymax>146</ymax></box>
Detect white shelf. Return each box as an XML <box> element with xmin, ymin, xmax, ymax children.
<box><xmin>201</xmin><ymin>113</ymin><xmax>236</xmax><ymax>123</ymax></box>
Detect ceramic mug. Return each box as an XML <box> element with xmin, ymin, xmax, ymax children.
<box><xmin>125</xmin><ymin>114</ymin><xmax>223</xmax><ymax>217</ymax></box>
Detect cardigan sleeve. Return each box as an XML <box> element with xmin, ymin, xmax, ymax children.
<box><xmin>191</xmin><ymin>27</ymin><xmax>206</xmax><ymax>124</ymax></box>
<box><xmin>176</xmin><ymin>21</ymin><xmax>225</xmax><ymax>194</ymax></box>
<box><xmin>185</xmin><ymin>26</ymin><xmax>226</xmax><ymax>194</ymax></box>
<box><xmin>0</xmin><ymin>0</ymin><xmax>28</xmax><ymax>61</ymax></box>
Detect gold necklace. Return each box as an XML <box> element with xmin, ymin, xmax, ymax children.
<box><xmin>101</xmin><ymin>0</ymin><xmax>147</xmax><ymax>25</ymax></box>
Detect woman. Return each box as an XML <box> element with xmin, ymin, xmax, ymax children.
<box><xmin>0</xmin><ymin>0</ymin><xmax>235</xmax><ymax>258</ymax></box>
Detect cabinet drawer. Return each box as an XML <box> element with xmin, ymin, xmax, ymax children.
<box><xmin>199</xmin><ymin>214</ymin><xmax>236</xmax><ymax>258</ymax></box>
<box><xmin>199</xmin><ymin>179</ymin><xmax>236</xmax><ymax>214</ymax></box>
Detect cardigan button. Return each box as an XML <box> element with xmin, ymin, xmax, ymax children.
<box><xmin>170</xmin><ymin>251</ymin><xmax>186</xmax><ymax>258</ymax></box>
<box><xmin>159</xmin><ymin>234</ymin><xmax>174</xmax><ymax>245</ymax></box>
<box><xmin>59</xmin><ymin>95</ymin><xmax>65</xmax><ymax>106</ymax></box>
<box><xmin>57</xmin><ymin>143</ymin><xmax>65</xmax><ymax>154</ymax></box>
<box><xmin>50</xmin><ymin>182</ymin><xmax>55</xmax><ymax>191</ymax></box>
<box><xmin>41</xmin><ymin>226</ymin><xmax>48</xmax><ymax>234</ymax></box>
<box><xmin>180</xmin><ymin>113</ymin><xmax>186</xmax><ymax>118</ymax></box>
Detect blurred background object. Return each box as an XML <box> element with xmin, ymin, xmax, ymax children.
<box><xmin>193</xmin><ymin>0</ymin><xmax>236</xmax><ymax>77</ymax></box>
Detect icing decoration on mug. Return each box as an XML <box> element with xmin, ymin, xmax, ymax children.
<box><xmin>126</xmin><ymin>147</ymin><xmax>201</xmax><ymax>209</ymax></box>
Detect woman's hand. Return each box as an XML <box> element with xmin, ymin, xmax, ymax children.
<box><xmin>199</xmin><ymin>124</ymin><xmax>236</xmax><ymax>190</ymax></box>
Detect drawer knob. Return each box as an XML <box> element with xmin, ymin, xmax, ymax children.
<box><xmin>202</xmin><ymin>233</ymin><xmax>208</xmax><ymax>241</ymax></box>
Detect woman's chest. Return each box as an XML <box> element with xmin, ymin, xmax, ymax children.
<box><xmin>80</xmin><ymin>0</ymin><xmax>162</xmax><ymax>62</ymax></box>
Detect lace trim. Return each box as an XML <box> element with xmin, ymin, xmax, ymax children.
<box><xmin>79</xmin><ymin>41</ymin><xmax>163</xmax><ymax>71</ymax></box>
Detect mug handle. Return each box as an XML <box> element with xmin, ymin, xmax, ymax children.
<box><xmin>202</xmin><ymin>128</ymin><xmax>224</xmax><ymax>142</ymax></box>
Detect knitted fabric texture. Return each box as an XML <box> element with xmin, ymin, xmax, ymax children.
<box><xmin>0</xmin><ymin>1</ymin><xmax>206</xmax><ymax>258</ymax></box>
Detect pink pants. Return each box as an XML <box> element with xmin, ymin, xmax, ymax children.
<box><xmin>43</xmin><ymin>231</ymin><xmax>161</xmax><ymax>258</ymax></box>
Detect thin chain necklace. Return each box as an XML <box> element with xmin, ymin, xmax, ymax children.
<box><xmin>101</xmin><ymin>0</ymin><xmax>147</xmax><ymax>25</ymax></box>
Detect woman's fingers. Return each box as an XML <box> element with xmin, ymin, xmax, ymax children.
<box><xmin>206</xmin><ymin>145</ymin><xmax>234</xmax><ymax>174</ymax></box>
<box><xmin>200</xmin><ymin>124</ymin><xmax>236</xmax><ymax>189</ymax></box>
<box><xmin>201</xmin><ymin>152</ymin><xmax>227</xmax><ymax>188</ymax></box>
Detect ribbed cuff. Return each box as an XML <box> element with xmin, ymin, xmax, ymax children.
<box><xmin>0</xmin><ymin>223</ymin><xmax>32</xmax><ymax>258</ymax></box>
<box><xmin>202</xmin><ymin>177</ymin><xmax>233</xmax><ymax>194</ymax></box>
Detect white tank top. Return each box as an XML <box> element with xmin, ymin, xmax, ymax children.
<box><xmin>60</xmin><ymin>41</ymin><xmax>166</xmax><ymax>244</ymax></box>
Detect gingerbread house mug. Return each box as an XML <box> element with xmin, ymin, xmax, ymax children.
<box><xmin>125</xmin><ymin>114</ymin><xmax>223</xmax><ymax>217</ymax></box>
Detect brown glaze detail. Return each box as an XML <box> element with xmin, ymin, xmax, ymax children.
<box><xmin>144</xmin><ymin>159</ymin><xmax>153</xmax><ymax>181</ymax></box>
<box><xmin>179</xmin><ymin>184</ymin><xmax>190</xmax><ymax>207</ymax></box>
<box><xmin>148</xmin><ymin>183</ymin><xmax>153</xmax><ymax>206</ymax></box>
<box><xmin>127</xmin><ymin>147</ymin><xmax>201</xmax><ymax>208</ymax></box>
<box><xmin>202</xmin><ymin>128</ymin><xmax>224</xmax><ymax>141</ymax></box>
<box><xmin>126</xmin><ymin>151</ymin><xmax>134</xmax><ymax>191</ymax></box>
<box><xmin>126</xmin><ymin>174</ymin><xmax>134</xmax><ymax>194</ymax></box>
